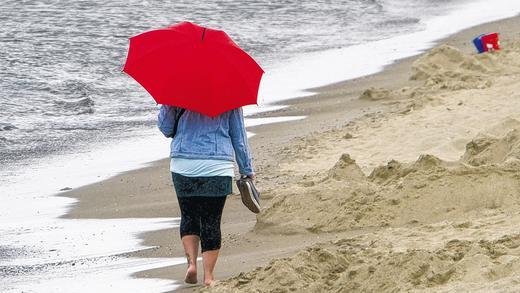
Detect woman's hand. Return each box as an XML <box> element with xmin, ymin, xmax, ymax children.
<box><xmin>242</xmin><ymin>174</ymin><xmax>255</xmax><ymax>180</ymax></box>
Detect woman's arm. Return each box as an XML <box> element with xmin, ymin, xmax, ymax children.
<box><xmin>157</xmin><ymin>105</ymin><xmax>179</xmax><ymax>137</ymax></box>
<box><xmin>229</xmin><ymin>108</ymin><xmax>254</xmax><ymax>177</ymax></box>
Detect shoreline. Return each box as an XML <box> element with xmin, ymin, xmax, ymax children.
<box><xmin>59</xmin><ymin>14</ymin><xmax>520</xmax><ymax>292</ymax></box>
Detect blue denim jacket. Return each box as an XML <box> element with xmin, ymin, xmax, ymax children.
<box><xmin>157</xmin><ymin>106</ymin><xmax>254</xmax><ymax>176</ymax></box>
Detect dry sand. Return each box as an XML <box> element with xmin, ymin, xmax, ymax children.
<box><xmin>204</xmin><ymin>21</ymin><xmax>520</xmax><ymax>292</ymax></box>
<box><xmin>61</xmin><ymin>15</ymin><xmax>520</xmax><ymax>293</ymax></box>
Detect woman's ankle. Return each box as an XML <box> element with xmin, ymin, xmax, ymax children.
<box><xmin>187</xmin><ymin>264</ymin><xmax>197</xmax><ymax>271</ymax></box>
<box><xmin>186</xmin><ymin>254</ymin><xmax>197</xmax><ymax>267</ymax></box>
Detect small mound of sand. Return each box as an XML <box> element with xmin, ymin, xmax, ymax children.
<box><xmin>359</xmin><ymin>87</ymin><xmax>392</xmax><ymax>101</ymax></box>
<box><xmin>327</xmin><ymin>154</ymin><xmax>366</xmax><ymax>181</ymax></box>
<box><xmin>255</xmin><ymin>153</ymin><xmax>382</xmax><ymax>234</ymax></box>
<box><xmin>410</xmin><ymin>45</ymin><xmax>495</xmax><ymax>90</ymax></box>
<box><xmin>462</xmin><ymin>119</ymin><xmax>520</xmax><ymax>166</ymax></box>
<box><xmin>358</xmin><ymin>46</ymin><xmax>489</xmax><ymax>111</ymax></box>
<box><xmin>369</xmin><ymin>159</ymin><xmax>404</xmax><ymax>183</ymax></box>
<box><xmin>204</xmin><ymin>234</ymin><xmax>520</xmax><ymax>293</ymax></box>
<box><xmin>369</xmin><ymin>154</ymin><xmax>446</xmax><ymax>184</ymax></box>
<box><xmin>358</xmin><ymin>86</ymin><xmax>425</xmax><ymax>104</ymax></box>
<box><xmin>357</xmin><ymin>40</ymin><xmax>520</xmax><ymax>115</ymax></box>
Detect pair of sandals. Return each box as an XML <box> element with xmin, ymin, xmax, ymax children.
<box><xmin>236</xmin><ymin>176</ymin><xmax>261</xmax><ymax>214</ymax></box>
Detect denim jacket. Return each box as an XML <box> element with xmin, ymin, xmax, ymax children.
<box><xmin>157</xmin><ymin>105</ymin><xmax>254</xmax><ymax>176</ymax></box>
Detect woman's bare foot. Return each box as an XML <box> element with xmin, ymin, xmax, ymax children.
<box><xmin>184</xmin><ymin>265</ymin><xmax>198</xmax><ymax>284</ymax></box>
<box><xmin>204</xmin><ymin>279</ymin><xmax>219</xmax><ymax>287</ymax></box>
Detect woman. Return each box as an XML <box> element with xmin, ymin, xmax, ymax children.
<box><xmin>157</xmin><ymin>105</ymin><xmax>255</xmax><ymax>286</ymax></box>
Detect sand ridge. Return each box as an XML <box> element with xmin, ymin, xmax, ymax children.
<box><xmin>256</xmin><ymin>123</ymin><xmax>520</xmax><ymax>234</ymax></box>
<box><xmin>203</xmin><ymin>221</ymin><xmax>520</xmax><ymax>293</ymax></box>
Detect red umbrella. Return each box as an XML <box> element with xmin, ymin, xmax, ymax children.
<box><xmin>123</xmin><ymin>21</ymin><xmax>264</xmax><ymax>117</ymax></box>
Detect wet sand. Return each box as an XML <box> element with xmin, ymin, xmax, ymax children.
<box><xmin>61</xmin><ymin>15</ymin><xmax>520</xmax><ymax>292</ymax></box>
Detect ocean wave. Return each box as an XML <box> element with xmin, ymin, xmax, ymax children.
<box><xmin>369</xmin><ymin>0</ymin><xmax>383</xmax><ymax>10</ymax></box>
<box><xmin>45</xmin><ymin>79</ymin><xmax>98</xmax><ymax>115</ymax></box>
<box><xmin>0</xmin><ymin>136</ymin><xmax>9</xmax><ymax>146</ymax></box>
<box><xmin>377</xmin><ymin>17</ymin><xmax>421</xmax><ymax>28</ymax></box>
<box><xmin>0</xmin><ymin>123</ymin><xmax>17</xmax><ymax>131</ymax></box>
<box><xmin>53</xmin><ymin>97</ymin><xmax>95</xmax><ymax>115</ymax></box>
<box><xmin>53</xmin><ymin>126</ymin><xmax>101</xmax><ymax>131</ymax></box>
<box><xmin>49</xmin><ymin>80</ymin><xmax>96</xmax><ymax>100</ymax></box>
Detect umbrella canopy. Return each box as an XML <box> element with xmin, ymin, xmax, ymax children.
<box><xmin>123</xmin><ymin>21</ymin><xmax>264</xmax><ymax>117</ymax></box>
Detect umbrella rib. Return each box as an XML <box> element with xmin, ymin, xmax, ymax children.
<box><xmin>212</xmin><ymin>44</ymin><xmax>262</xmax><ymax>101</ymax></box>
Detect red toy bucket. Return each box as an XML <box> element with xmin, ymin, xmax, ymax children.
<box><xmin>481</xmin><ymin>33</ymin><xmax>500</xmax><ymax>52</ymax></box>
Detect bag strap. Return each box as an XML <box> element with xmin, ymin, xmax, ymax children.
<box><xmin>171</xmin><ymin>108</ymin><xmax>186</xmax><ymax>138</ymax></box>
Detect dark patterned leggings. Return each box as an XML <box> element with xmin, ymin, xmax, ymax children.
<box><xmin>177</xmin><ymin>196</ymin><xmax>227</xmax><ymax>252</ymax></box>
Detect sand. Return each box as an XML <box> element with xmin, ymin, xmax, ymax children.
<box><xmin>204</xmin><ymin>20</ymin><xmax>520</xmax><ymax>292</ymax></box>
<box><xmin>60</xmin><ymin>15</ymin><xmax>520</xmax><ymax>293</ymax></box>
<box><xmin>254</xmin><ymin>40</ymin><xmax>520</xmax><ymax>235</ymax></box>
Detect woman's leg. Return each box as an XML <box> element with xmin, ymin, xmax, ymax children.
<box><xmin>199</xmin><ymin>196</ymin><xmax>227</xmax><ymax>286</ymax></box>
<box><xmin>182</xmin><ymin>235</ymin><xmax>199</xmax><ymax>284</ymax></box>
<box><xmin>202</xmin><ymin>250</ymin><xmax>220</xmax><ymax>286</ymax></box>
<box><xmin>177</xmin><ymin>197</ymin><xmax>201</xmax><ymax>284</ymax></box>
